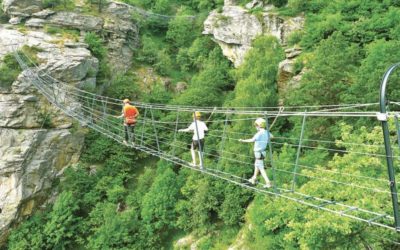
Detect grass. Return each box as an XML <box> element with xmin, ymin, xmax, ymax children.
<box><xmin>21</xmin><ymin>45</ymin><xmax>44</xmax><ymax>65</ymax></box>
<box><xmin>44</xmin><ymin>25</ymin><xmax>80</xmax><ymax>42</ymax></box>
<box><xmin>0</xmin><ymin>7</ymin><xmax>9</xmax><ymax>24</ymax></box>
<box><xmin>0</xmin><ymin>45</ymin><xmax>44</xmax><ymax>89</ymax></box>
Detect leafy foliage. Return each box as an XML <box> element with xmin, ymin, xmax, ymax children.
<box><xmin>7</xmin><ymin>0</ymin><xmax>400</xmax><ymax>249</ymax></box>
<box><xmin>0</xmin><ymin>54</ymin><xmax>21</xmax><ymax>89</ymax></box>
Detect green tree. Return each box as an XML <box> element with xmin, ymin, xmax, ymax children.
<box><xmin>347</xmin><ymin>39</ymin><xmax>400</xmax><ymax>104</ymax></box>
<box><xmin>141</xmin><ymin>165</ymin><xmax>181</xmax><ymax>245</ymax></box>
<box><xmin>166</xmin><ymin>15</ymin><xmax>196</xmax><ymax>49</ymax></box>
<box><xmin>43</xmin><ymin>191</ymin><xmax>80</xmax><ymax>249</ymax></box>
<box><xmin>87</xmin><ymin>203</ymin><xmax>139</xmax><ymax>249</ymax></box>
<box><xmin>7</xmin><ymin>213</ymin><xmax>46</xmax><ymax>250</ymax></box>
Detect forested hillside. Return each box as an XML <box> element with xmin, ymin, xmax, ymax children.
<box><xmin>4</xmin><ymin>0</ymin><xmax>400</xmax><ymax>249</ymax></box>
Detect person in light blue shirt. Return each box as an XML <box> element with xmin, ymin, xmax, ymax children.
<box><xmin>239</xmin><ymin>118</ymin><xmax>272</xmax><ymax>188</ymax></box>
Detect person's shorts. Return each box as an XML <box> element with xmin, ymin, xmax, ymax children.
<box><xmin>124</xmin><ymin>122</ymin><xmax>136</xmax><ymax>127</ymax></box>
<box><xmin>254</xmin><ymin>151</ymin><xmax>266</xmax><ymax>169</ymax></box>
<box><xmin>192</xmin><ymin>139</ymin><xmax>205</xmax><ymax>151</ymax></box>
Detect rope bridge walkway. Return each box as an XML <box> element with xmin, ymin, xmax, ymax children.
<box><xmin>13</xmin><ymin>50</ymin><xmax>400</xmax><ymax>231</ymax></box>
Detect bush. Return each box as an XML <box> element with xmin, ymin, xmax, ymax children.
<box><xmin>154</xmin><ymin>49</ymin><xmax>173</xmax><ymax>76</ymax></box>
<box><xmin>0</xmin><ymin>3</ymin><xmax>9</xmax><ymax>23</ymax></box>
<box><xmin>42</xmin><ymin>0</ymin><xmax>73</xmax><ymax>9</ymax></box>
<box><xmin>137</xmin><ymin>35</ymin><xmax>160</xmax><ymax>64</ymax></box>
<box><xmin>84</xmin><ymin>32</ymin><xmax>107</xmax><ymax>60</ymax></box>
<box><xmin>104</xmin><ymin>72</ymin><xmax>141</xmax><ymax>100</ymax></box>
<box><xmin>287</xmin><ymin>30</ymin><xmax>303</xmax><ymax>46</ymax></box>
<box><xmin>37</xmin><ymin>109</ymin><xmax>53</xmax><ymax>128</ymax></box>
<box><xmin>7</xmin><ymin>213</ymin><xmax>47</xmax><ymax>249</ymax></box>
<box><xmin>0</xmin><ymin>54</ymin><xmax>21</xmax><ymax>89</ymax></box>
<box><xmin>166</xmin><ymin>15</ymin><xmax>196</xmax><ymax>48</ymax></box>
<box><xmin>270</xmin><ymin>0</ymin><xmax>288</xmax><ymax>8</ymax></box>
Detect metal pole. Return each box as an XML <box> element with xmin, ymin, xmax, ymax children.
<box><xmin>394</xmin><ymin>114</ymin><xmax>400</xmax><ymax>150</ymax></box>
<box><xmin>140</xmin><ymin>106</ymin><xmax>148</xmax><ymax>146</ymax></box>
<box><xmin>171</xmin><ymin>111</ymin><xmax>180</xmax><ymax>156</ymax></box>
<box><xmin>193</xmin><ymin>111</ymin><xmax>204</xmax><ymax>170</ymax></box>
<box><xmin>150</xmin><ymin>107</ymin><xmax>160</xmax><ymax>152</ymax></box>
<box><xmin>291</xmin><ymin>110</ymin><xmax>307</xmax><ymax>192</ymax></box>
<box><xmin>379</xmin><ymin>63</ymin><xmax>400</xmax><ymax>230</ymax></box>
<box><xmin>265</xmin><ymin>113</ymin><xmax>277</xmax><ymax>194</ymax></box>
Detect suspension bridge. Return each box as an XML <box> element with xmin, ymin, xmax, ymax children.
<box><xmin>12</xmin><ymin>49</ymin><xmax>400</xmax><ymax>232</ymax></box>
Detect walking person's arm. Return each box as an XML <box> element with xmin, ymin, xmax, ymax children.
<box><xmin>239</xmin><ymin>138</ymin><xmax>255</xmax><ymax>143</ymax></box>
<box><xmin>179</xmin><ymin>123</ymin><xmax>194</xmax><ymax>132</ymax></box>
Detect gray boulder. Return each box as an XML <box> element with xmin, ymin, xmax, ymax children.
<box><xmin>2</xmin><ymin>0</ymin><xmax>42</xmax><ymax>16</ymax></box>
<box><xmin>47</xmin><ymin>11</ymin><xmax>104</xmax><ymax>31</ymax></box>
<box><xmin>25</xmin><ymin>18</ymin><xmax>45</xmax><ymax>28</ymax></box>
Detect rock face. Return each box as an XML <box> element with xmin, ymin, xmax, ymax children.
<box><xmin>2</xmin><ymin>0</ymin><xmax>139</xmax><ymax>71</ymax></box>
<box><xmin>0</xmin><ymin>25</ymin><xmax>96</xmax><ymax>243</ymax></box>
<box><xmin>2</xmin><ymin>0</ymin><xmax>42</xmax><ymax>16</ymax></box>
<box><xmin>102</xmin><ymin>2</ymin><xmax>139</xmax><ymax>71</ymax></box>
<box><xmin>203</xmin><ymin>5</ymin><xmax>304</xmax><ymax>67</ymax></box>
<box><xmin>203</xmin><ymin>6</ymin><xmax>262</xmax><ymax>67</ymax></box>
<box><xmin>277</xmin><ymin>47</ymin><xmax>303</xmax><ymax>93</ymax></box>
<box><xmin>47</xmin><ymin>11</ymin><xmax>104</xmax><ymax>31</ymax></box>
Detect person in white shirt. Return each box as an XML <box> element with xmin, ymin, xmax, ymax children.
<box><xmin>179</xmin><ymin>111</ymin><xmax>208</xmax><ymax>169</ymax></box>
<box><xmin>239</xmin><ymin>118</ymin><xmax>272</xmax><ymax>188</ymax></box>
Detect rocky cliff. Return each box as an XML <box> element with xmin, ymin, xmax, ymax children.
<box><xmin>3</xmin><ymin>0</ymin><xmax>139</xmax><ymax>71</ymax></box>
<box><xmin>0</xmin><ymin>4</ymin><xmax>105</xmax><ymax>244</ymax></box>
<box><xmin>203</xmin><ymin>0</ymin><xmax>304</xmax><ymax>96</ymax></box>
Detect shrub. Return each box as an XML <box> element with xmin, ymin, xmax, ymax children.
<box><xmin>270</xmin><ymin>0</ymin><xmax>288</xmax><ymax>8</ymax></box>
<box><xmin>154</xmin><ymin>49</ymin><xmax>173</xmax><ymax>76</ymax></box>
<box><xmin>37</xmin><ymin>109</ymin><xmax>53</xmax><ymax>128</ymax></box>
<box><xmin>84</xmin><ymin>32</ymin><xmax>107</xmax><ymax>60</ymax></box>
<box><xmin>166</xmin><ymin>15</ymin><xmax>196</xmax><ymax>48</ymax></box>
<box><xmin>0</xmin><ymin>54</ymin><xmax>21</xmax><ymax>89</ymax></box>
<box><xmin>104</xmin><ymin>72</ymin><xmax>141</xmax><ymax>100</ymax></box>
<box><xmin>137</xmin><ymin>35</ymin><xmax>160</xmax><ymax>64</ymax></box>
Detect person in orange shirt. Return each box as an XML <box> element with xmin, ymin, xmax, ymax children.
<box><xmin>117</xmin><ymin>99</ymin><xmax>139</xmax><ymax>145</ymax></box>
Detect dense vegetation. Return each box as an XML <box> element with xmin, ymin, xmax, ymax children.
<box><xmin>6</xmin><ymin>0</ymin><xmax>400</xmax><ymax>249</ymax></box>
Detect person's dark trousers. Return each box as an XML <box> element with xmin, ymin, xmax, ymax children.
<box><xmin>124</xmin><ymin>124</ymin><xmax>135</xmax><ymax>143</ymax></box>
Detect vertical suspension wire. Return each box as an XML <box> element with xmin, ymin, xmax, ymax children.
<box><xmin>291</xmin><ymin>110</ymin><xmax>307</xmax><ymax>192</ymax></box>
<box><xmin>217</xmin><ymin>113</ymin><xmax>229</xmax><ymax>170</ymax></box>
<box><xmin>171</xmin><ymin>110</ymin><xmax>180</xmax><ymax>156</ymax></box>
<box><xmin>85</xmin><ymin>95</ymin><xmax>92</xmax><ymax>123</ymax></box>
<box><xmin>193</xmin><ymin>111</ymin><xmax>204</xmax><ymax>170</ymax></box>
<box><xmin>89</xmin><ymin>96</ymin><xmax>96</xmax><ymax>123</ymax></box>
<box><xmin>265</xmin><ymin>113</ymin><xmax>277</xmax><ymax>194</ymax></box>
<box><xmin>150</xmin><ymin>107</ymin><xmax>160</xmax><ymax>152</ymax></box>
<box><xmin>140</xmin><ymin>106</ymin><xmax>148</xmax><ymax>146</ymax></box>
<box><xmin>101</xmin><ymin>96</ymin><xmax>109</xmax><ymax>131</ymax></box>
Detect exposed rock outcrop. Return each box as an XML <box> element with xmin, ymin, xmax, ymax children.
<box><xmin>203</xmin><ymin>5</ymin><xmax>304</xmax><ymax>67</ymax></box>
<box><xmin>203</xmin><ymin>6</ymin><xmax>262</xmax><ymax>67</ymax></box>
<box><xmin>47</xmin><ymin>11</ymin><xmax>104</xmax><ymax>31</ymax></box>
<box><xmin>2</xmin><ymin>0</ymin><xmax>139</xmax><ymax>71</ymax></box>
<box><xmin>277</xmin><ymin>47</ymin><xmax>302</xmax><ymax>92</ymax></box>
<box><xmin>0</xmin><ymin>25</ymin><xmax>96</xmax><ymax>243</ymax></box>
<box><xmin>2</xmin><ymin>0</ymin><xmax>42</xmax><ymax>16</ymax></box>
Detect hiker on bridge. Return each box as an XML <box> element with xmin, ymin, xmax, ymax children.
<box><xmin>239</xmin><ymin>118</ymin><xmax>272</xmax><ymax>188</ymax></box>
<box><xmin>116</xmin><ymin>99</ymin><xmax>139</xmax><ymax>146</ymax></box>
<box><xmin>179</xmin><ymin>111</ymin><xmax>208</xmax><ymax>169</ymax></box>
